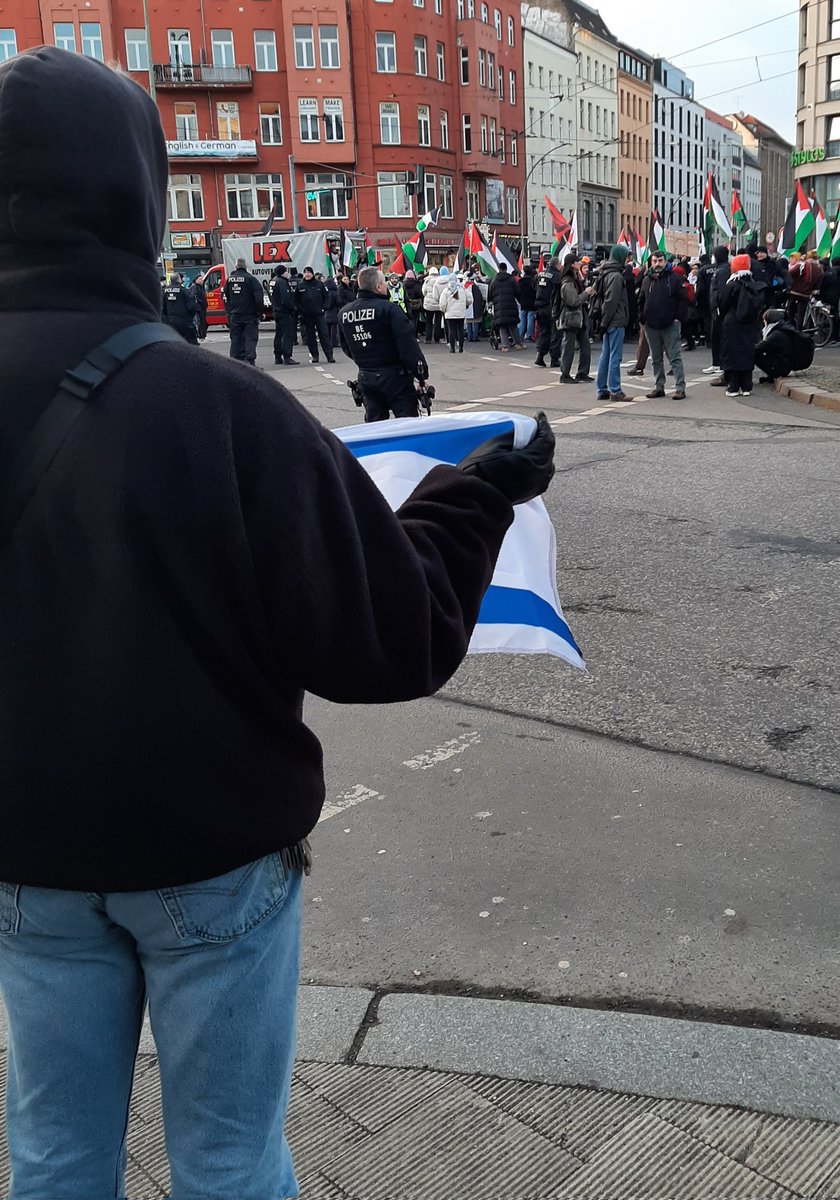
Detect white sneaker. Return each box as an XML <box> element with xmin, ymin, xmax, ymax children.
<box><xmin>702</xmin><ymin>364</ymin><xmax>720</xmax><ymax>375</ymax></box>
<box><xmin>725</xmin><ymin>389</ymin><xmax>740</xmax><ymax>397</ymax></box>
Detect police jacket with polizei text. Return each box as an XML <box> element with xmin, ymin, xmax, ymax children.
<box><xmin>162</xmin><ymin>283</ymin><xmax>196</xmax><ymax>330</ymax></box>
<box><xmin>223</xmin><ymin>268</ymin><xmax>264</xmax><ymax>318</ymax></box>
<box><xmin>269</xmin><ymin>274</ymin><xmax>296</xmax><ymax>315</ymax></box>
<box><xmin>296</xmin><ymin>277</ymin><xmax>328</xmax><ymax>317</ymax></box>
<box><xmin>338</xmin><ymin>288</ymin><xmax>429</xmax><ymax>377</ymax></box>
<box><xmin>534</xmin><ymin>268</ymin><xmax>560</xmax><ymax>311</ymax></box>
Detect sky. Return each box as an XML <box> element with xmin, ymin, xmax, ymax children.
<box><xmin>593</xmin><ymin>0</ymin><xmax>797</xmax><ymax>142</ymax></box>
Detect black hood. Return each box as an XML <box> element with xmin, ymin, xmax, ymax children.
<box><xmin>0</xmin><ymin>46</ymin><xmax>168</xmax><ymax>315</ymax></box>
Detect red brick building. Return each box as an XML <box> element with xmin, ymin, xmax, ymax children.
<box><xmin>2</xmin><ymin>0</ymin><xmax>525</xmax><ymax>270</ymax></box>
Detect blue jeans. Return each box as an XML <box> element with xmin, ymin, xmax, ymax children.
<box><xmin>596</xmin><ymin>326</ymin><xmax>626</xmax><ymax>395</ymax></box>
<box><xmin>0</xmin><ymin>855</ymin><xmax>303</xmax><ymax>1200</ymax></box>
<box><xmin>518</xmin><ymin>310</ymin><xmax>535</xmax><ymax>341</ymax></box>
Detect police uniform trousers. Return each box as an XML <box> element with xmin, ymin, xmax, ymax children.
<box><xmin>536</xmin><ymin>312</ymin><xmax>562</xmax><ymax>365</ymax></box>
<box><xmin>301</xmin><ymin>313</ymin><xmax>333</xmax><ymax>361</ymax></box>
<box><xmin>168</xmin><ymin>319</ymin><xmax>198</xmax><ymax>346</ymax></box>
<box><xmin>273</xmin><ymin>313</ymin><xmax>296</xmax><ymax>362</ymax></box>
<box><xmin>358</xmin><ymin>367</ymin><xmax>419</xmax><ymax>423</ymax></box>
<box><xmin>229</xmin><ymin>317</ymin><xmax>259</xmax><ymax>363</ymax></box>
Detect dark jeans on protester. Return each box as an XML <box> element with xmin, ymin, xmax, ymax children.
<box><xmin>710</xmin><ymin>313</ymin><xmax>723</xmax><ymax>366</ymax></box>
<box><xmin>229</xmin><ymin>317</ymin><xmax>259</xmax><ymax>363</ymax></box>
<box><xmin>788</xmin><ymin>296</ymin><xmax>808</xmax><ymax>332</ymax></box>
<box><xmin>560</xmin><ymin>326</ymin><xmax>591</xmax><ymax>378</ymax></box>
<box><xmin>302</xmin><ymin>313</ymin><xmax>333</xmax><ymax>361</ymax></box>
<box><xmin>424</xmin><ymin>311</ymin><xmax>443</xmax><ymax>343</ymax></box>
<box><xmin>446</xmin><ymin>318</ymin><xmax>465</xmax><ymax>351</ymax></box>
<box><xmin>725</xmin><ymin>369</ymin><xmax>753</xmax><ymax>393</ymax></box>
<box><xmin>358</xmin><ymin>367</ymin><xmax>419</xmax><ymax>422</ymax></box>
<box><xmin>273</xmin><ymin>313</ymin><xmax>296</xmax><ymax>362</ymax></box>
<box><xmin>635</xmin><ymin>326</ymin><xmax>649</xmax><ymax>371</ymax></box>
<box><xmin>536</xmin><ymin>313</ymin><xmax>562</xmax><ymax>364</ymax></box>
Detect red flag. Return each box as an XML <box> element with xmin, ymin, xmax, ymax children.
<box><xmin>537</xmin><ymin>253</ymin><xmax>544</xmax><ymax>271</ymax></box>
<box><xmin>543</xmin><ymin>195</ymin><xmax>571</xmax><ymax>241</ymax></box>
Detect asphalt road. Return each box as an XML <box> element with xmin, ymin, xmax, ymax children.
<box><xmin>205</xmin><ymin>327</ymin><xmax>840</xmax><ymax>1031</ymax></box>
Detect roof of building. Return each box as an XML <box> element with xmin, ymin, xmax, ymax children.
<box><xmin>561</xmin><ymin>0</ymin><xmax>615</xmax><ymax>42</ymax></box>
<box><xmin>727</xmin><ymin>113</ymin><xmax>792</xmax><ymax>148</ymax></box>
<box><xmin>704</xmin><ymin>108</ymin><xmax>731</xmax><ymax>129</ymax></box>
<box><xmin>616</xmin><ymin>39</ymin><xmax>652</xmax><ymax>64</ymax></box>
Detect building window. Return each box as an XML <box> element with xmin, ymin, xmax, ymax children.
<box><xmin>527</xmin><ymin>60</ymin><xmax>534</xmax><ymax>87</ymax></box>
<box><xmin>489</xmin><ymin>117</ymin><xmax>497</xmax><ymax>154</ymax></box>
<box><xmin>435</xmin><ymin>0</ymin><xmax>443</xmax><ymax>12</ymax></box>
<box><xmin>423</xmin><ymin>173</ymin><xmax>437</xmax><ymax>214</ymax></box>
<box><xmin>508</xmin><ymin>69</ymin><xmax>515</xmax><ymax>105</ymax></box>
<box><xmin>80</xmin><ymin>23</ymin><xmax>103</xmax><ymax>60</ymax></box>
<box><xmin>507</xmin><ymin>187</ymin><xmax>519</xmax><ymax>224</ymax></box>
<box><xmin>480</xmin><ymin>115</ymin><xmax>488</xmax><ymax>153</ymax></box>
<box><xmin>168</xmin><ymin>30</ymin><xmax>192</xmax><ymax>71</ymax></box>
<box><xmin>414</xmin><ymin>35</ymin><xmax>427</xmax><ymax>75</ymax></box>
<box><xmin>440</xmin><ymin>109</ymin><xmax>449</xmax><ymax>148</ymax></box>
<box><xmin>801</xmin><ymin>2</ymin><xmax>809</xmax><ymax>46</ymax></box>
<box><xmin>462</xmin><ymin>113</ymin><xmax>472</xmax><ymax>152</ymax></box>
<box><xmin>466</xmin><ymin>179</ymin><xmax>480</xmax><ymax>220</ymax></box>
<box><xmin>460</xmin><ymin>47</ymin><xmax>469</xmax><ymax>84</ymax></box>
<box><xmin>211</xmin><ymin>29</ymin><xmax>234</xmax><ymax>67</ymax></box>
<box><xmin>168</xmin><ymin>174</ymin><xmax>204</xmax><ymax>221</ymax></box>
<box><xmin>437</xmin><ymin>42</ymin><xmax>445</xmax><ymax>80</ymax></box>
<box><xmin>478</xmin><ymin>49</ymin><xmax>486</xmax><ymax>87</ymax></box>
<box><xmin>829</xmin><ymin>57</ymin><xmax>840</xmax><ymax>101</ymax></box>
<box><xmin>124</xmin><ymin>30</ymin><xmax>148</xmax><ymax>72</ymax></box>
<box><xmin>53</xmin><ymin>23</ymin><xmax>76</xmax><ymax>53</ymax></box>
<box><xmin>440</xmin><ymin>174</ymin><xmax>453</xmax><ymax>218</ymax></box>
<box><xmin>499</xmin><ymin>127</ymin><xmax>506</xmax><ymax>163</ymax></box>
<box><xmin>511</xmin><ymin>133</ymin><xmax>518</xmax><ymax>165</ymax></box>
<box><xmin>488</xmin><ymin>52</ymin><xmax>495</xmax><ymax>90</ymax></box>
<box><xmin>380</xmin><ymin>102</ymin><xmax>401</xmax><ymax>144</ymax></box>
<box><xmin>414</xmin><ymin>0</ymin><xmax>425</xmax><ymax>6</ymax></box>
<box><xmin>378</xmin><ymin>171</ymin><xmax>412</xmax><ymax>218</ymax></box>
<box><xmin>324</xmin><ymin>98</ymin><xmax>345</xmax><ymax>141</ymax></box>
<box><xmin>827</xmin><ymin>115</ymin><xmax>840</xmax><ymax>157</ymax></box>
<box><xmin>507</xmin><ymin>15</ymin><xmax>514</xmax><ymax>45</ymax></box>
<box><xmin>494</xmin><ymin>8</ymin><xmax>502</xmax><ymax>38</ymax></box>
<box><xmin>293</xmin><ymin>26</ymin><xmax>315</xmax><ymax>68</ymax></box>
<box><xmin>254</xmin><ymin>30</ymin><xmax>277</xmax><ymax>71</ymax></box>
<box><xmin>375</xmin><ymin>32</ymin><xmax>397</xmax><ymax>72</ymax></box>
<box><xmin>225</xmin><ymin>173</ymin><xmax>284</xmax><ymax>220</ymax></box>
<box><xmin>538</xmin><ymin>65</ymin><xmax>544</xmax><ymax>90</ymax></box>
<box><xmin>319</xmin><ymin>25</ymin><xmax>340</xmax><ymax>68</ymax></box>
<box><xmin>582</xmin><ymin>198</ymin><xmax>592</xmax><ymax>242</ymax></box>
<box><xmin>299</xmin><ymin>99</ymin><xmax>320</xmax><ymax>141</ymax></box>
<box><xmin>174</xmin><ymin>103</ymin><xmax>198</xmax><ymax>140</ymax></box>
<box><xmin>498</xmin><ymin>68</ymin><xmax>504</xmax><ymax>101</ymax></box>
<box><xmin>458</xmin><ymin>0</ymin><xmax>464</xmax><ymax>16</ymax></box>
<box><xmin>418</xmin><ymin>105</ymin><xmax>431</xmax><ymax>146</ymax></box>
<box><xmin>260</xmin><ymin>102</ymin><xmax>283</xmax><ymax>144</ymax></box>
<box><xmin>217</xmin><ymin>101</ymin><xmax>240</xmax><ymax>139</ymax></box>
<box><xmin>480</xmin><ymin>2</ymin><xmax>489</xmax><ymax>20</ymax></box>
<box><xmin>304</xmin><ymin>172</ymin><xmax>348</xmax><ymax>219</ymax></box>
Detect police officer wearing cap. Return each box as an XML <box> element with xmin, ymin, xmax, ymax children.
<box><xmin>338</xmin><ymin>266</ymin><xmax>429</xmax><ymax>422</ymax></box>
<box><xmin>222</xmin><ymin>256</ymin><xmax>264</xmax><ymax>364</ymax></box>
<box><xmin>162</xmin><ymin>272</ymin><xmax>198</xmax><ymax>344</ymax></box>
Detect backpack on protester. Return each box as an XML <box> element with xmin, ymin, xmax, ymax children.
<box><xmin>791</xmin><ymin>328</ymin><xmax>815</xmax><ymax>370</ymax></box>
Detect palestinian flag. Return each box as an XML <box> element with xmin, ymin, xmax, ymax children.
<box><xmin>631</xmin><ymin>228</ymin><xmax>645</xmax><ymax>267</ymax></box>
<box><xmin>454</xmin><ymin>227</ymin><xmax>470</xmax><ymax>272</ymax></box>
<box><xmin>731</xmin><ymin>191</ymin><xmax>752</xmax><ymax>244</ymax></box>
<box><xmin>389</xmin><ymin>235</ymin><xmax>407</xmax><ymax>275</ymax></box>
<box><xmin>260</xmin><ymin>198</ymin><xmax>278</xmax><ymax>237</ymax></box>
<box><xmin>543</xmin><ymin>195</ymin><xmax>571</xmax><ymax>243</ymax></box>
<box><xmin>340</xmin><ymin>229</ymin><xmax>359</xmax><ymax>270</ymax></box>
<box><xmin>403</xmin><ymin>231</ymin><xmax>426</xmax><ymax>269</ymax></box>
<box><xmin>831</xmin><ymin>204</ymin><xmax>840</xmax><ymax>258</ymax></box>
<box><xmin>364</xmin><ymin>231</ymin><xmax>378</xmax><ymax>266</ymax></box>
<box><xmin>467</xmin><ymin>222</ymin><xmax>498</xmax><ymax>279</ymax></box>
<box><xmin>642</xmin><ymin>210</ymin><xmax>666</xmax><ymax>264</ymax></box>
<box><xmin>416</xmin><ymin>204</ymin><xmax>442</xmax><ymax>233</ymax></box>
<box><xmin>491</xmin><ymin>231</ymin><xmax>517</xmax><ymax>273</ymax></box>
<box><xmin>323</xmin><ymin>237</ymin><xmax>335</xmax><ymax>278</ymax></box>
<box><xmin>517</xmin><ymin>248</ymin><xmax>524</xmax><ymax>274</ymax></box>
<box><xmin>780</xmin><ymin>181</ymin><xmax>816</xmax><ymax>255</ymax></box>
<box><xmin>813</xmin><ymin>195</ymin><xmax>831</xmax><ymax>258</ymax></box>
<box><xmin>558</xmin><ymin>210</ymin><xmax>578</xmax><ymax>263</ymax></box>
<box><xmin>702</xmin><ymin>172</ymin><xmax>732</xmax><ymax>255</ymax></box>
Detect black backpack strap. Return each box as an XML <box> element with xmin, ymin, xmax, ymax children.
<box><xmin>0</xmin><ymin>321</ymin><xmax>183</xmax><ymax>550</ymax></box>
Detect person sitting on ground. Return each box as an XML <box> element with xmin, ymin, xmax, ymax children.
<box><xmin>754</xmin><ymin>308</ymin><xmax>811</xmax><ymax>384</ymax></box>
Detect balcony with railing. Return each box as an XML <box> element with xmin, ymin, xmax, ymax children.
<box><xmin>153</xmin><ymin>63</ymin><xmax>253</xmax><ymax>89</ymax></box>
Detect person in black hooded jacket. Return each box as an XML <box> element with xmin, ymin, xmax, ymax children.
<box><xmin>0</xmin><ymin>46</ymin><xmax>556</xmax><ymax>1199</ymax></box>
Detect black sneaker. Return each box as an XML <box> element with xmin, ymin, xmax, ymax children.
<box><xmin>559</xmin><ymin>374</ymin><xmax>577</xmax><ymax>383</ymax></box>
<box><xmin>284</xmin><ymin>358</ymin><xmax>300</xmax><ymax>365</ymax></box>
<box><xmin>575</xmin><ymin>374</ymin><xmax>594</xmax><ymax>382</ymax></box>
<box><xmin>534</xmin><ymin>356</ymin><xmax>546</xmax><ymax>367</ymax></box>
<box><xmin>597</xmin><ymin>391</ymin><xmax>610</xmax><ymax>400</ymax></box>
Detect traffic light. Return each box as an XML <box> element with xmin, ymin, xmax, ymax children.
<box><xmin>343</xmin><ymin>174</ymin><xmax>353</xmax><ymax>202</ymax></box>
<box><xmin>406</xmin><ymin>169</ymin><xmax>417</xmax><ymax>196</ymax></box>
<box><xmin>415</xmin><ymin>164</ymin><xmax>425</xmax><ymax>198</ymax></box>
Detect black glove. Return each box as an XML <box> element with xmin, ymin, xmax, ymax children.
<box><xmin>457</xmin><ymin>412</ymin><xmax>555</xmax><ymax>505</ymax></box>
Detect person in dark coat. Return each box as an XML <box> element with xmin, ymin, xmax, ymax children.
<box><xmin>694</xmin><ymin>255</ymin><xmax>712</xmax><ymax>349</ymax></box>
<box><xmin>819</xmin><ymin>256</ymin><xmax>840</xmax><ymax>342</ymax></box>
<box><xmin>719</xmin><ymin>253</ymin><xmax>764</xmax><ymax>396</ymax></box>
<box><xmin>296</xmin><ymin>266</ymin><xmax>334</xmax><ymax>363</ymax></box>
<box><xmin>189</xmin><ymin>274</ymin><xmax>208</xmax><ymax>340</ymax></box>
<box><xmin>754</xmin><ymin>309</ymin><xmax>800</xmax><ymax>383</ymax></box>
<box><xmin>403</xmin><ymin>269</ymin><xmax>424</xmax><ymax>335</ymax></box>
<box><xmin>324</xmin><ymin>276</ymin><xmax>340</xmax><ymax>349</ymax></box>
<box><xmin>534</xmin><ymin>256</ymin><xmax>563</xmax><ymax>365</ymax></box>
<box><xmin>704</xmin><ymin>245</ymin><xmax>731</xmax><ymax>384</ymax></box>
<box><xmin>0</xmin><ymin>44</ymin><xmax>558</xmax><ymax>1200</ymax></box>
<box><xmin>623</xmin><ymin>260</ymin><xmax>638</xmax><ymax>337</ymax></box>
<box><xmin>161</xmin><ymin>271</ymin><xmax>198</xmax><ymax>344</ymax></box>
<box><xmin>223</xmin><ymin>256</ymin><xmax>264</xmax><ymax>364</ymax></box>
<box><xmin>516</xmin><ymin>265</ymin><xmax>537</xmax><ymax>341</ymax></box>
<box><xmin>487</xmin><ymin>262</ymin><xmax>523</xmax><ymax>350</ymax></box>
<box><xmin>269</xmin><ymin>264</ymin><xmax>299</xmax><ymax>365</ymax></box>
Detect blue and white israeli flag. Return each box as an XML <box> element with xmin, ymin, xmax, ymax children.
<box><xmin>335</xmin><ymin>412</ymin><xmax>584</xmax><ymax>670</ymax></box>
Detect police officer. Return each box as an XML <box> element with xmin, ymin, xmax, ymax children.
<box><xmin>339</xmin><ymin>266</ymin><xmax>429</xmax><ymax>422</ymax></box>
<box><xmin>162</xmin><ymin>271</ymin><xmax>198</xmax><ymax>344</ymax></box>
<box><xmin>189</xmin><ymin>273</ymin><xmax>208</xmax><ymax>340</ymax></box>
<box><xmin>222</xmin><ymin>256</ymin><xmax>264</xmax><ymax>364</ymax></box>
<box><xmin>534</xmin><ymin>255</ymin><xmax>564</xmax><ymax>367</ymax></box>
<box><xmin>296</xmin><ymin>266</ymin><xmax>334</xmax><ymax>364</ymax></box>
<box><xmin>269</xmin><ymin>265</ymin><xmax>299</xmax><ymax>365</ymax></box>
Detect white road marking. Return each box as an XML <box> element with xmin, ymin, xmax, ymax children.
<box><xmin>403</xmin><ymin>730</ymin><xmax>481</xmax><ymax>770</ymax></box>
<box><xmin>445</xmin><ymin>401</ymin><xmax>482</xmax><ymax>411</ymax></box>
<box><xmin>509</xmin><ymin>362</ymin><xmax>533</xmax><ymax>370</ymax></box>
<box><xmin>500</xmin><ymin>390</ymin><xmax>529</xmax><ymax>398</ymax></box>
<box><xmin>529</xmin><ymin>383</ymin><xmax>560</xmax><ymax>391</ymax></box>
<box><xmin>319</xmin><ymin>784</ymin><xmax>381</xmax><ymax>823</ymax></box>
<box><xmin>581</xmin><ymin>405</ymin><xmax>617</xmax><ymax>415</ymax></box>
<box><xmin>551</xmin><ymin>414</ymin><xmax>589</xmax><ymax>425</ymax></box>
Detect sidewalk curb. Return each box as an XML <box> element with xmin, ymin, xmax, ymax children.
<box><xmin>775</xmin><ymin>377</ymin><xmax>840</xmax><ymax>412</ymax></box>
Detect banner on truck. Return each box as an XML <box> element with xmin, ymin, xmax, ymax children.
<box><xmin>222</xmin><ymin>231</ymin><xmax>362</xmax><ymax>285</ymax></box>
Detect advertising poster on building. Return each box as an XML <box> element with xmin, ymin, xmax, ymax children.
<box><xmin>485</xmin><ymin>179</ymin><xmax>505</xmax><ymax>223</ymax></box>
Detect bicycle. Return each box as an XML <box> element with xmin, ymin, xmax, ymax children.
<box><xmin>799</xmin><ymin>291</ymin><xmax>832</xmax><ymax>348</ymax></box>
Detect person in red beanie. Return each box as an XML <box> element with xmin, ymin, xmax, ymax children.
<box><xmin>718</xmin><ymin>253</ymin><xmax>765</xmax><ymax>396</ymax></box>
